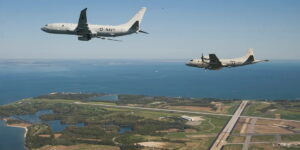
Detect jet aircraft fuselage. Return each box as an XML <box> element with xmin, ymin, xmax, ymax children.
<box><xmin>41</xmin><ymin>8</ymin><xmax>147</xmax><ymax>41</ymax></box>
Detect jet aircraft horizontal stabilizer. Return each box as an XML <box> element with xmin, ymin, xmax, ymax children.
<box><xmin>139</xmin><ymin>30</ymin><xmax>149</xmax><ymax>34</ymax></box>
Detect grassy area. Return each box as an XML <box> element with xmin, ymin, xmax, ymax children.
<box><xmin>248</xmin><ymin>144</ymin><xmax>300</xmax><ymax>150</ymax></box>
<box><xmin>8</xmin><ymin>93</ymin><xmax>300</xmax><ymax>150</ymax></box>
<box><xmin>28</xmin><ymin>98</ymin><xmax>78</xmax><ymax>104</ymax></box>
<box><xmin>181</xmin><ymin>137</ymin><xmax>215</xmax><ymax>150</ymax></box>
<box><xmin>0</xmin><ymin>93</ymin><xmax>232</xmax><ymax>150</ymax></box>
<box><xmin>281</xmin><ymin>134</ymin><xmax>300</xmax><ymax>142</ymax></box>
<box><xmin>226</xmin><ymin>101</ymin><xmax>242</xmax><ymax>115</ymax></box>
<box><xmin>242</xmin><ymin>101</ymin><xmax>300</xmax><ymax>120</ymax></box>
<box><xmin>251</xmin><ymin>135</ymin><xmax>275</xmax><ymax>142</ymax></box>
<box><xmin>227</xmin><ymin>136</ymin><xmax>246</xmax><ymax>143</ymax></box>
<box><xmin>84</xmin><ymin>101</ymin><xmax>116</xmax><ymax>105</ymax></box>
<box><xmin>278</xmin><ymin>147</ymin><xmax>300</xmax><ymax>150</ymax></box>
<box><xmin>277</xmin><ymin>110</ymin><xmax>300</xmax><ymax>120</ymax></box>
<box><xmin>223</xmin><ymin>144</ymin><xmax>243</xmax><ymax>150</ymax></box>
<box><xmin>165</xmin><ymin>132</ymin><xmax>186</xmax><ymax>138</ymax></box>
<box><xmin>192</xmin><ymin>116</ymin><xmax>229</xmax><ymax>134</ymax></box>
<box><xmin>35</xmin><ymin>144</ymin><xmax>120</xmax><ymax>150</ymax></box>
<box><xmin>242</xmin><ymin>101</ymin><xmax>275</xmax><ymax>118</ymax></box>
<box><xmin>249</xmin><ymin>144</ymin><xmax>280</xmax><ymax>150</ymax></box>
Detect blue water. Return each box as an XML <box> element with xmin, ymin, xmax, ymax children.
<box><xmin>12</xmin><ymin>110</ymin><xmax>85</xmax><ymax>132</ymax></box>
<box><xmin>2</xmin><ymin>110</ymin><xmax>84</xmax><ymax>150</ymax></box>
<box><xmin>0</xmin><ymin>120</ymin><xmax>25</xmax><ymax>150</ymax></box>
<box><xmin>46</xmin><ymin>120</ymin><xmax>85</xmax><ymax>132</ymax></box>
<box><xmin>119</xmin><ymin>126</ymin><xmax>133</xmax><ymax>134</ymax></box>
<box><xmin>0</xmin><ymin>59</ymin><xmax>300</xmax><ymax>149</ymax></box>
<box><xmin>12</xmin><ymin>110</ymin><xmax>53</xmax><ymax>123</ymax></box>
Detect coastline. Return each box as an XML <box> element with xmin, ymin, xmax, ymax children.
<box><xmin>6</xmin><ymin>124</ymin><xmax>28</xmax><ymax>138</ymax></box>
<box><xmin>1</xmin><ymin>118</ymin><xmax>30</xmax><ymax>150</ymax></box>
<box><xmin>2</xmin><ymin>118</ymin><xmax>30</xmax><ymax>138</ymax></box>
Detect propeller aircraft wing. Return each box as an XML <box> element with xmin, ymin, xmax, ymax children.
<box><xmin>209</xmin><ymin>54</ymin><xmax>222</xmax><ymax>65</ymax></box>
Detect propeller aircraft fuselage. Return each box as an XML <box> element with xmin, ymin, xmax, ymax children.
<box><xmin>186</xmin><ymin>49</ymin><xmax>269</xmax><ymax>70</ymax></box>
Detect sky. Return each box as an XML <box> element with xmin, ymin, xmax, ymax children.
<box><xmin>0</xmin><ymin>0</ymin><xmax>299</xmax><ymax>60</ymax></box>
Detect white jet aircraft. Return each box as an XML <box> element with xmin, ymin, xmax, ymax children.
<box><xmin>41</xmin><ymin>7</ymin><xmax>147</xmax><ymax>41</ymax></box>
<box><xmin>186</xmin><ymin>49</ymin><xmax>269</xmax><ymax>70</ymax></box>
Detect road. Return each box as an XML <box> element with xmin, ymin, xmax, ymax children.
<box><xmin>74</xmin><ymin>102</ymin><xmax>232</xmax><ymax>117</ymax></box>
<box><xmin>210</xmin><ymin>100</ymin><xmax>248</xmax><ymax>150</ymax></box>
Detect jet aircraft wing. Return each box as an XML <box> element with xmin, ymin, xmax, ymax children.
<box><xmin>209</xmin><ymin>54</ymin><xmax>222</xmax><ymax>66</ymax></box>
<box><xmin>76</xmin><ymin>8</ymin><xmax>91</xmax><ymax>35</ymax></box>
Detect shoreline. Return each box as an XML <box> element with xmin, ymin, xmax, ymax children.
<box><xmin>6</xmin><ymin>124</ymin><xmax>28</xmax><ymax>138</ymax></box>
<box><xmin>2</xmin><ymin>118</ymin><xmax>30</xmax><ymax>138</ymax></box>
<box><xmin>1</xmin><ymin>118</ymin><xmax>30</xmax><ymax>150</ymax></box>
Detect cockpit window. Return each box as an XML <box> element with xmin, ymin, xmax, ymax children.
<box><xmin>45</xmin><ymin>24</ymin><xmax>48</xmax><ymax>26</ymax></box>
<box><xmin>190</xmin><ymin>59</ymin><xmax>193</xmax><ymax>61</ymax></box>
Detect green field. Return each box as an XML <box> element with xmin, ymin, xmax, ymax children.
<box><xmin>281</xmin><ymin>134</ymin><xmax>300</xmax><ymax>142</ymax></box>
<box><xmin>2</xmin><ymin>93</ymin><xmax>300</xmax><ymax>150</ymax></box>
<box><xmin>251</xmin><ymin>135</ymin><xmax>275</xmax><ymax>142</ymax></box>
<box><xmin>0</xmin><ymin>93</ymin><xmax>231</xmax><ymax>150</ymax></box>
<box><xmin>223</xmin><ymin>144</ymin><xmax>243</xmax><ymax>150</ymax></box>
<box><xmin>242</xmin><ymin>101</ymin><xmax>300</xmax><ymax>120</ymax></box>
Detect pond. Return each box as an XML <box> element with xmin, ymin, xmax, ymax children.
<box><xmin>46</xmin><ymin>120</ymin><xmax>85</xmax><ymax>132</ymax></box>
<box><xmin>12</xmin><ymin>110</ymin><xmax>53</xmax><ymax>123</ymax></box>
<box><xmin>12</xmin><ymin>110</ymin><xmax>85</xmax><ymax>132</ymax></box>
<box><xmin>119</xmin><ymin>126</ymin><xmax>133</xmax><ymax>134</ymax></box>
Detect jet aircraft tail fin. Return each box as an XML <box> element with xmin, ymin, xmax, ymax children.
<box><xmin>124</xmin><ymin>7</ymin><xmax>147</xmax><ymax>31</ymax></box>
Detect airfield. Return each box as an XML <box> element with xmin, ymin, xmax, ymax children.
<box><xmin>0</xmin><ymin>93</ymin><xmax>300</xmax><ymax>150</ymax></box>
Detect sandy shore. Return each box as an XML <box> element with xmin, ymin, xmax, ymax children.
<box><xmin>2</xmin><ymin>118</ymin><xmax>30</xmax><ymax>138</ymax></box>
<box><xmin>7</xmin><ymin>124</ymin><xmax>28</xmax><ymax>138</ymax></box>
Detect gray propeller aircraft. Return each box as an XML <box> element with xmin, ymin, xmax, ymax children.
<box><xmin>186</xmin><ymin>49</ymin><xmax>269</xmax><ymax>70</ymax></box>
<box><xmin>41</xmin><ymin>7</ymin><xmax>147</xmax><ymax>41</ymax></box>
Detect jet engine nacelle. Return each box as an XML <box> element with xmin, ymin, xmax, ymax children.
<box><xmin>78</xmin><ymin>36</ymin><xmax>91</xmax><ymax>41</ymax></box>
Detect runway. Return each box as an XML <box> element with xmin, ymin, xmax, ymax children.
<box><xmin>74</xmin><ymin>102</ymin><xmax>232</xmax><ymax>117</ymax></box>
<box><xmin>210</xmin><ymin>101</ymin><xmax>248</xmax><ymax>150</ymax></box>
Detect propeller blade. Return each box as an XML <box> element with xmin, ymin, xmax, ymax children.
<box><xmin>139</xmin><ymin>30</ymin><xmax>149</xmax><ymax>34</ymax></box>
<box><xmin>201</xmin><ymin>53</ymin><xmax>204</xmax><ymax>62</ymax></box>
